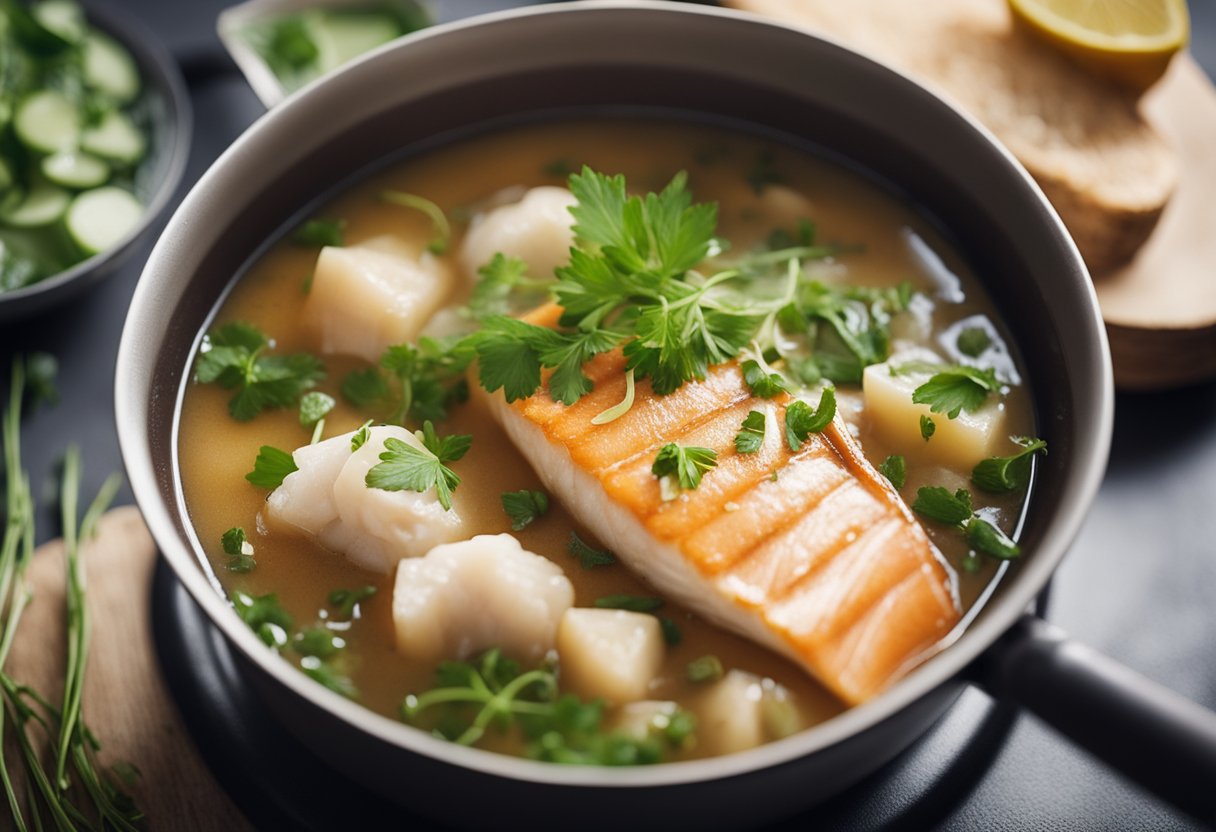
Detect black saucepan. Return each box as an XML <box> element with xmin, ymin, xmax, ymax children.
<box><xmin>115</xmin><ymin>3</ymin><xmax>1216</xmax><ymax>828</ymax></box>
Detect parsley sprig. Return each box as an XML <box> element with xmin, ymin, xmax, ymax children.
<box><xmin>894</xmin><ymin>361</ymin><xmax>1002</xmax><ymax>420</ymax></box>
<box><xmin>501</xmin><ymin>489</ymin><xmax>550</xmax><ymax>530</ymax></box>
<box><xmin>342</xmin><ymin>338</ymin><xmax>471</xmax><ymax>425</ymax></box>
<box><xmin>196</xmin><ymin>322</ymin><xmax>325</xmax><ymax>421</ymax></box>
<box><xmin>651</xmin><ymin>443</ymin><xmax>718</xmax><ymax>500</ymax></box>
<box><xmin>735</xmin><ymin>410</ymin><xmax>766</xmax><ymax>454</ymax></box>
<box><xmin>364</xmin><ymin>421</ymin><xmax>472</xmax><ymax>510</ymax></box>
<box><xmin>972</xmin><ymin>437</ymin><xmax>1047</xmax><ymax>493</ymax></box>
<box><xmin>912</xmin><ymin>486</ymin><xmax>1020</xmax><ymax>560</ymax></box>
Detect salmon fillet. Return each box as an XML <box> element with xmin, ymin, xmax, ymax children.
<box><xmin>483</xmin><ymin>323</ymin><xmax>962</xmax><ymax>705</ymax></box>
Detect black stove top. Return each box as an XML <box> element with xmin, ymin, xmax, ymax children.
<box><xmin>3</xmin><ymin>1</ymin><xmax>1215</xmax><ymax>828</ymax></box>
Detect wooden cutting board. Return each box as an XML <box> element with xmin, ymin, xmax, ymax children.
<box><xmin>729</xmin><ymin>0</ymin><xmax>1216</xmax><ymax>390</ymax></box>
<box><xmin>3</xmin><ymin>506</ymin><xmax>253</xmax><ymax>831</ymax></box>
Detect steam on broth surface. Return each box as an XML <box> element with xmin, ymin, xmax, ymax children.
<box><xmin>177</xmin><ymin>119</ymin><xmax>1036</xmax><ymax>763</ymax></box>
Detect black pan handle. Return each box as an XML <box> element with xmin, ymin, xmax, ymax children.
<box><xmin>977</xmin><ymin>614</ymin><xmax>1216</xmax><ymax>824</ymax></box>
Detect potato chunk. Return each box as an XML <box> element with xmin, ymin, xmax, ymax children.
<box><xmin>556</xmin><ymin>608</ymin><xmax>664</xmax><ymax>704</ymax></box>
<box><xmin>461</xmin><ymin>186</ymin><xmax>576</xmax><ymax>281</ymax></box>
<box><xmin>862</xmin><ymin>358</ymin><xmax>1006</xmax><ymax>469</ymax></box>
<box><xmin>393</xmin><ymin>534</ymin><xmax>574</xmax><ymax>665</ymax></box>
<box><xmin>694</xmin><ymin>670</ymin><xmax>766</xmax><ymax>756</ymax></box>
<box><xmin>303</xmin><ymin>234</ymin><xmax>449</xmax><ymax>363</ymax></box>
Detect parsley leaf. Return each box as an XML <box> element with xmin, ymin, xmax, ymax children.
<box><xmin>966</xmin><ymin>516</ymin><xmax>1021</xmax><ymax>559</ymax></box>
<box><xmin>784</xmin><ymin>388</ymin><xmax>836</xmax><ymax>451</ymax></box>
<box><xmin>912</xmin><ymin>486</ymin><xmax>974</xmax><ymax>526</ymax></box>
<box><xmin>468</xmin><ymin>253</ymin><xmax>549</xmax><ymax>320</ymax></box>
<box><xmin>291</xmin><ymin>218</ymin><xmax>345</xmax><ymax>247</ymax></box>
<box><xmin>221</xmin><ymin>527</ymin><xmax>256</xmax><ymax>573</ymax></box>
<box><xmin>246</xmin><ymin>445</ymin><xmax>298</xmax><ymax>489</ymax></box>
<box><xmin>567</xmin><ymin>532</ymin><xmax>616</xmax><ymax>569</ymax></box>
<box><xmin>293</xmin><ymin>627</ymin><xmax>344</xmax><ymax>660</ymax></box>
<box><xmin>783</xmin><ymin>281</ymin><xmax>910</xmax><ymax>384</ymax></box>
<box><xmin>196</xmin><ymin>323</ymin><xmax>325</xmax><ymax>421</ymax></box>
<box><xmin>342</xmin><ymin>338</ymin><xmax>471</xmax><ymax>424</ymax></box>
<box><xmin>972</xmin><ymin>437</ymin><xmax>1047</xmax><ymax>493</ymax></box>
<box><xmin>742</xmin><ymin>359</ymin><xmax>790</xmax><ymax>398</ymax></box>
<box><xmin>299</xmin><ymin>391</ymin><xmax>335</xmax><ymax>427</ymax></box>
<box><xmin>686</xmin><ymin>655</ymin><xmax>724</xmax><ymax>683</ymax></box>
<box><xmin>231</xmin><ymin>590</ymin><xmax>292</xmax><ymax>649</ymax></box>
<box><xmin>350</xmin><ymin>421</ymin><xmax>372</xmax><ymax>452</ymax></box>
<box><xmin>301</xmin><ymin>658</ymin><xmax>359</xmax><ymax>699</ymax></box>
<box><xmin>878</xmin><ymin>455</ymin><xmax>906</xmax><ymax>489</ymax></box>
<box><xmin>501</xmin><ymin>489</ymin><xmax>550</xmax><ymax>531</ymax></box>
<box><xmin>897</xmin><ymin>362</ymin><xmax>1001</xmax><ymax>419</ymax></box>
<box><xmin>956</xmin><ymin>326</ymin><xmax>992</xmax><ymax>358</ymax></box>
<box><xmin>364</xmin><ymin>421</ymin><xmax>471</xmax><ymax>510</ymax></box>
<box><xmin>327</xmin><ymin>585</ymin><xmax>376</xmax><ymax>620</ymax></box>
<box><xmin>651</xmin><ymin>443</ymin><xmax>718</xmax><ymax>499</ymax></box>
<box><xmin>735</xmin><ymin>410</ymin><xmax>766</xmax><ymax>454</ymax></box>
<box><xmin>920</xmin><ymin>414</ymin><xmax>936</xmax><ymax>440</ymax></box>
<box><xmin>594</xmin><ymin>595</ymin><xmax>665</xmax><ymax>613</ymax></box>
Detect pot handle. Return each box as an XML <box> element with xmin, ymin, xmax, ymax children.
<box><xmin>977</xmin><ymin>614</ymin><xmax>1216</xmax><ymax>823</ymax></box>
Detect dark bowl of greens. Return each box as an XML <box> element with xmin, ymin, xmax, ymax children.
<box><xmin>0</xmin><ymin>0</ymin><xmax>191</xmax><ymax>323</ymax></box>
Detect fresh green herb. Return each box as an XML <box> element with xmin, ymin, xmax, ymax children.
<box><xmin>659</xmin><ymin>617</ymin><xmax>682</xmax><ymax>646</ymax></box>
<box><xmin>246</xmin><ymin>445</ymin><xmax>298</xmax><ymax>489</ymax></box>
<box><xmin>567</xmin><ymin>532</ymin><xmax>616</xmax><ymax>569</ymax></box>
<box><xmin>746</xmin><ymin>149</ymin><xmax>784</xmax><ymax>193</ymax></box>
<box><xmin>735</xmin><ymin>410</ymin><xmax>767</xmax><ymax>454</ymax></box>
<box><xmin>293</xmin><ymin>627</ymin><xmax>345</xmax><ymax>660</ymax></box>
<box><xmin>878</xmin><ymin>455</ymin><xmax>907</xmax><ymax>489</ymax></box>
<box><xmin>350</xmin><ymin>421</ymin><xmax>372</xmax><ymax>452</ymax></box>
<box><xmin>686</xmin><ymin>655</ymin><xmax>724</xmax><ymax>683</ymax></box>
<box><xmin>913</xmin><ymin>486</ymin><xmax>1021</xmax><ymax>560</ymax></box>
<box><xmin>501</xmin><ymin>490</ymin><xmax>549</xmax><ymax>531</ymax></box>
<box><xmin>956</xmin><ymin>326</ymin><xmax>992</xmax><ymax>358</ymax></box>
<box><xmin>196</xmin><ymin>322</ymin><xmax>325</xmax><ymax>421</ymax></box>
<box><xmin>380</xmin><ymin>190</ymin><xmax>451</xmax><ymax>254</ymax></box>
<box><xmin>651</xmin><ymin>443</ymin><xmax>718</xmax><ymax>500</ymax></box>
<box><xmin>590</xmin><ymin>368</ymin><xmax>636</xmax><ymax>426</ymax></box>
<box><xmin>594</xmin><ymin>595</ymin><xmax>665</xmax><ymax>613</ymax></box>
<box><xmin>291</xmin><ymin>218</ymin><xmax>345</xmax><ymax>247</ymax></box>
<box><xmin>784</xmin><ymin>389</ymin><xmax>836</xmax><ymax>451</ymax></box>
<box><xmin>327</xmin><ymin>585</ymin><xmax>377</xmax><ymax>620</ymax></box>
<box><xmin>920</xmin><ymin>414</ymin><xmax>936</xmax><ymax>440</ymax></box>
<box><xmin>896</xmin><ymin>362</ymin><xmax>1001</xmax><ymax>419</ymax></box>
<box><xmin>525</xmin><ymin>695</ymin><xmax>694</xmax><ymax>765</ymax></box>
<box><xmin>299</xmin><ymin>391</ymin><xmax>335</xmax><ymax>426</ymax></box>
<box><xmin>468</xmin><ymin>253</ymin><xmax>551</xmax><ymax>320</ymax></box>
<box><xmin>231</xmin><ymin>590</ymin><xmax>293</xmax><ymax>649</ymax></box>
<box><xmin>741</xmin><ymin>359</ymin><xmax>790</xmax><ymax>398</ymax></box>
<box><xmin>364</xmin><ymin>420</ymin><xmax>471</xmax><ymax>510</ymax></box>
<box><xmin>342</xmin><ymin>338</ymin><xmax>472</xmax><ymax>425</ymax></box>
<box><xmin>221</xmin><ymin>527</ymin><xmax>256</xmax><ymax>573</ymax></box>
<box><xmin>542</xmin><ymin>158</ymin><xmax>575</xmax><ymax>178</ymax></box>
<box><xmin>301</xmin><ymin>657</ymin><xmax>359</xmax><ymax>699</ymax></box>
<box><xmin>972</xmin><ymin>437</ymin><xmax>1047</xmax><ymax>493</ymax></box>
<box><xmin>766</xmin><ymin>218</ymin><xmax>816</xmax><ymax>251</ymax></box>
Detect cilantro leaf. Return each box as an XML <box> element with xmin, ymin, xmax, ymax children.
<box><xmin>501</xmin><ymin>490</ymin><xmax>549</xmax><ymax>531</ymax></box>
<box><xmin>912</xmin><ymin>486</ymin><xmax>974</xmax><ymax>526</ymax></box>
<box><xmin>594</xmin><ymin>595</ymin><xmax>665</xmax><ymax>613</ymax></box>
<box><xmin>742</xmin><ymin>359</ymin><xmax>790</xmax><ymax>398</ymax></box>
<box><xmin>735</xmin><ymin>410</ymin><xmax>766</xmax><ymax>454</ymax></box>
<box><xmin>920</xmin><ymin>414</ymin><xmax>936</xmax><ymax>440</ymax></box>
<box><xmin>364</xmin><ymin>421</ymin><xmax>471</xmax><ymax>510</ymax></box>
<box><xmin>246</xmin><ymin>445</ymin><xmax>298</xmax><ymax>489</ymax></box>
<box><xmin>965</xmin><ymin>516</ymin><xmax>1021</xmax><ymax>559</ymax></box>
<box><xmin>900</xmin><ymin>363</ymin><xmax>1001</xmax><ymax>420</ymax></box>
<box><xmin>956</xmin><ymin>326</ymin><xmax>992</xmax><ymax>358</ymax></box>
<box><xmin>196</xmin><ymin>323</ymin><xmax>325</xmax><ymax>421</ymax></box>
<box><xmin>567</xmin><ymin>532</ymin><xmax>616</xmax><ymax>569</ymax></box>
<box><xmin>972</xmin><ymin>437</ymin><xmax>1047</xmax><ymax>493</ymax></box>
<box><xmin>784</xmin><ymin>388</ymin><xmax>836</xmax><ymax>451</ymax></box>
<box><xmin>221</xmin><ymin>527</ymin><xmax>256</xmax><ymax>573</ymax></box>
<box><xmin>327</xmin><ymin>585</ymin><xmax>376</xmax><ymax>620</ymax></box>
<box><xmin>299</xmin><ymin>391</ymin><xmax>335</xmax><ymax>427</ymax></box>
<box><xmin>291</xmin><ymin>218</ymin><xmax>345</xmax><ymax>247</ymax></box>
<box><xmin>878</xmin><ymin>455</ymin><xmax>906</xmax><ymax>489</ymax></box>
<box><xmin>651</xmin><ymin>443</ymin><xmax>718</xmax><ymax>497</ymax></box>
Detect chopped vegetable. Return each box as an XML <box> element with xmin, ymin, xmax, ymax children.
<box><xmin>920</xmin><ymin>414</ymin><xmax>936</xmax><ymax>440</ymax></box>
<box><xmin>292</xmin><ymin>217</ymin><xmax>346</xmax><ymax>247</ymax></box>
<box><xmin>784</xmin><ymin>389</ymin><xmax>836</xmax><ymax>450</ymax></box>
<box><xmin>327</xmin><ymin>585</ymin><xmax>377</xmax><ymax>620</ymax></box>
<box><xmin>687</xmin><ymin>655</ymin><xmax>725</xmax><ymax>683</ymax></box>
<box><xmin>195</xmin><ymin>322</ymin><xmax>325</xmax><ymax>421</ymax></box>
<box><xmin>913</xmin><ymin>486</ymin><xmax>1021</xmax><ymax>560</ymax></box>
<box><xmin>567</xmin><ymin>532</ymin><xmax>616</xmax><ymax>569</ymax></box>
<box><xmin>231</xmin><ymin>590</ymin><xmax>293</xmax><ymax>649</ymax></box>
<box><xmin>956</xmin><ymin>326</ymin><xmax>992</xmax><ymax>358</ymax></box>
<box><xmin>735</xmin><ymin>409</ymin><xmax>766</xmax><ymax>454</ymax></box>
<box><xmin>878</xmin><ymin>455</ymin><xmax>907</xmax><ymax>489</ymax></box>
<box><xmin>364</xmin><ymin>420</ymin><xmax>471</xmax><ymax>510</ymax></box>
<box><xmin>501</xmin><ymin>489</ymin><xmax>549</xmax><ymax>531</ymax></box>
<box><xmin>221</xmin><ymin>526</ymin><xmax>256</xmax><ymax>573</ymax></box>
<box><xmin>245</xmin><ymin>444</ymin><xmax>298</xmax><ymax>489</ymax></box>
<box><xmin>594</xmin><ymin>595</ymin><xmax>665</xmax><ymax>613</ymax></box>
<box><xmin>972</xmin><ymin>437</ymin><xmax>1047</xmax><ymax>493</ymax></box>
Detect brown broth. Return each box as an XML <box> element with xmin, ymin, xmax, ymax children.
<box><xmin>177</xmin><ymin>118</ymin><xmax>1034</xmax><ymax>761</ymax></box>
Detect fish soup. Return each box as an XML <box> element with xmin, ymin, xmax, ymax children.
<box><xmin>177</xmin><ymin>118</ymin><xmax>1037</xmax><ymax>763</ymax></box>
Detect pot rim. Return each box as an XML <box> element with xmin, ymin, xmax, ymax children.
<box><xmin>117</xmin><ymin>0</ymin><xmax>1113</xmax><ymax>789</ymax></box>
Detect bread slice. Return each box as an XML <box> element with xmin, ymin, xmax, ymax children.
<box><xmin>727</xmin><ymin>0</ymin><xmax>1178</xmax><ymax>275</ymax></box>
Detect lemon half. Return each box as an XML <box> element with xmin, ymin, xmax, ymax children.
<box><xmin>1008</xmin><ymin>0</ymin><xmax>1190</xmax><ymax>91</ymax></box>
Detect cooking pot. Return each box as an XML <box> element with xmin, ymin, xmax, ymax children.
<box><xmin>115</xmin><ymin>3</ymin><xmax>1216</xmax><ymax>828</ymax></box>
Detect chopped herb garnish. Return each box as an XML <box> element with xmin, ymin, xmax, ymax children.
<box><xmin>468</xmin><ymin>253</ymin><xmax>551</xmax><ymax>320</ymax></box>
<box><xmin>659</xmin><ymin>617</ymin><xmax>683</xmax><ymax>646</ymax></box>
<box><xmin>913</xmin><ymin>486</ymin><xmax>1021</xmax><ymax>560</ymax></box>
<box><xmin>746</xmin><ymin>149</ymin><xmax>783</xmax><ymax>193</ymax></box>
<box><xmin>364</xmin><ymin>421</ymin><xmax>471</xmax><ymax>510</ymax></box>
<box><xmin>349</xmin><ymin>421</ymin><xmax>372</xmax><ymax>452</ymax></box>
<box><xmin>651</xmin><ymin>443</ymin><xmax>718</xmax><ymax>500</ymax></box>
<box><xmin>343</xmin><ymin>339</ymin><xmax>472</xmax><ymax>425</ymax></box>
<box><xmin>231</xmin><ymin>590</ymin><xmax>293</xmax><ymax>649</ymax></box>
<box><xmin>594</xmin><ymin>595</ymin><xmax>665</xmax><ymax>613</ymax></box>
<box><xmin>380</xmin><ymin>190</ymin><xmax>451</xmax><ymax>254</ymax></box>
<box><xmin>766</xmin><ymin>218</ymin><xmax>816</xmax><ymax>251</ymax></box>
<box><xmin>896</xmin><ymin>362</ymin><xmax>1001</xmax><ymax>419</ymax></box>
<box><xmin>292</xmin><ymin>218</ymin><xmax>345</xmax><ymax>247</ymax></box>
<box><xmin>246</xmin><ymin>445</ymin><xmax>298</xmax><ymax>489</ymax></box>
<box><xmin>293</xmin><ymin>627</ymin><xmax>345</xmax><ymax>660</ymax></box>
<box><xmin>299</xmin><ymin>391</ymin><xmax>335</xmax><ymax>426</ymax></box>
<box><xmin>784</xmin><ymin>389</ymin><xmax>836</xmax><ymax>451</ymax></box>
<box><xmin>221</xmin><ymin>527</ymin><xmax>256</xmax><ymax>573</ymax></box>
<box><xmin>686</xmin><ymin>655</ymin><xmax>724</xmax><ymax>683</ymax></box>
<box><xmin>956</xmin><ymin>326</ymin><xmax>992</xmax><ymax>358</ymax></box>
<box><xmin>735</xmin><ymin>410</ymin><xmax>767</xmax><ymax>454</ymax></box>
<box><xmin>301</xmin><ymin>657</ymin><xmax>359</xmax><ymax>699</ymax></box>
<box><xmin>742</xmin><ymin>359</ymin><xmax>790</xmax><ymax>398</ymax></box>
<box><xmin>567</xmin><ymin>532</ymin><xmax>616</xmax><ymax>569</ymax></box>
<box><xmin>543</xmin><ymin>158</ymin><xmax>575</xmax><ymax>178</ymax></box>
<box><xmin>920</xmin><ymin>414</ymin><xmax>936</xmax><ymax>440</ymax></box>
<box><xmin>965</xmin><ymin>516</ymin><xmax>1021</xmax><ymax>559</ymax></box>
<box><xmin>196</xmin><ymin>322</ymin><xmax>325</xmax><ymax>421</ymax></box>
<box><xmin>501</xmin><ymin>489</ymin><xmax>550</xmax><ymax>531</ymax></box>
<box><xmin>972</xmin><ymin>437</ymin><xmax>1047</xmax><ymax>493</ymax></box>
<box><xmin>328</xmin><ymin>585</ymin><xmax>377</xmax><ymax>620</ymax></box>
<box><xmin>878</xmin><ymin>455</ymin><xmax>907</xmax><ymax>489</ymax></box>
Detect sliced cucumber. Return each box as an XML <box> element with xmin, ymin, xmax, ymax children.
<box><xmin>80</xmin><ymin>110</ymin><xmax>144</xmax><ymax>166</ymax></box>
<box><xmin>14</xmin><ymin>89</ymin><xmax>80</xmax><ymax>154</ymax></box>
<box><xmin>82</xmin><ymin>30</ymin><xmax>139</xmax><ymax>104</ymax></box>
<box><xmin>309</xmin><ymin>11</ymin><xmax>402</xmax><ymax>73</ymax></box>
<box><xmin>32</xmin><ymin>0</ymin><xmax>87</xmax><ymax>45</ymax></box>
<box><xmin>41</xmin><ymin>151</ymin><xmax>109</xmax><ymax>189</ymax></box>
<box><xmin>0</xmin><ymin>181</ymin><xmax>71</xmax><ymax>228</ymax></box>
<box><xmin>65</xmin><ymin>186</ymin><xmax>142</xmax><ymax>255</ymax></box>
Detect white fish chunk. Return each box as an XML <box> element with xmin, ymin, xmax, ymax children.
<box><xmin>265</xmin><ymin>426</ymin><xmax>464</xmax><ymax>573</ymax></box>
<box><xmin>303</xmin><ymin>234</ymin><xmax>450</xmax><ymax>363</ymax></box>
<box><xmin>392</xmin><ymin>534</ymin><xmax>574</xmax><ymax>664</ymax></box>
<box><xmin>556</xmin><ymin>608</ymin><xmax>665</xmax><ymax>704</ymax></box>
<box><xmin>461</xmin><ymin>186</ymin><xmax>576</xmax><ymax>281</ymax></box>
